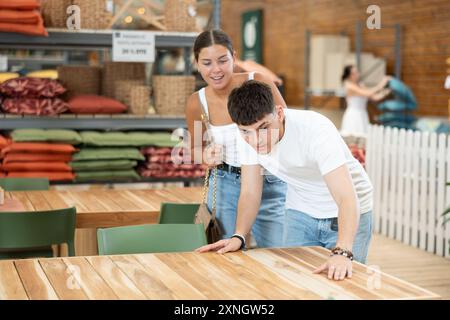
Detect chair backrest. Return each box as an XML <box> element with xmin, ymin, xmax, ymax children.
<box><xmin>0</xmin><ymin>178</ymin><xmax>50</xmax><ymax>191</ymax></box>
<box><xmin>0</xmin><ymin>207</ymin><xmax>77</xmax><ymax>256</ymax></box>
<box><xmin>158</xmin><ymin>202</ymin><xmax>200</xmax><ymax>224</ymax></box>
<box><xmin>97</xmin><ymin>223</ymin><xmax>207</xmax><ymax>255</ymax></box>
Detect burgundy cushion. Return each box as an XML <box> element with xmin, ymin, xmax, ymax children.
<box><xmin>0</xmin><ymin>77</ymin><xmax>65</xmax><ymax>98</ymax></box>
<box><xmin>1</xmin><ymin>98</ymin><xmax>68</xmax><ymax>115</ymax></box>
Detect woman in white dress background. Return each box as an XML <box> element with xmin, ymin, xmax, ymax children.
<box><xmin>341</xmin><ymin>65</ymin><xmax>391</xmax><ymax>138</ymax></box>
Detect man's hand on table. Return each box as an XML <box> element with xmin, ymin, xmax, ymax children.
<box><xmin>313</xmin><ymin>254</ymin><xmax>353</xmax><ymax>281</ymax></box>
<box><xmin>195</xmin><ymin>237</ymin><xmax>242</xmax><ymax>254</ymax></box>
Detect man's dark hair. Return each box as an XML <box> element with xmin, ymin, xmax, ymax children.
<box><xmin>227</xmin><ymin>80</ymin><xmax>275</xmax><ymax>125</ymax></box>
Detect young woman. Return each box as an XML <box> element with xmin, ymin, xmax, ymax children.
<box><xmin>341</xmin><ymin>65</ymin><xmax>391</xmax><ymax>137</ymax></box>
<box><xmin>185</xmin><ymin>29</ymin><xmax>287</xmax><ymax>247</ymax></box>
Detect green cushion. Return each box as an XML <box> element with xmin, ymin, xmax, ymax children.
<box><xmin>70</xmin><ymin>159</ymin><xmax>137</xmax><ymax>171</ymax></box>
<box><xmin>72</xmin><ymin>148</ymin><xmax>145</xmax><ymax>161</ymax></box>
<box><xmin>75</xmin><ymin>170</ymin><xmax>140</xmax><ymax>182</ymax></box>
<box><xmin>11</xmin><ymin>129</ymin><xmax>83</xmax><ymax>145</ymax></box>
<box><xmin>80</xmin><ymin>131</ymin><xmax>179</xmax><ymax>147</ymax></box>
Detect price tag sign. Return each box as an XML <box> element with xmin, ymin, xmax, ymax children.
<box><xmin>0</xmin><ymin>55</ymin><xmax>8</xmax><ymax>72</ymax></box>
<box><xmin>112</xmin><ymin>31</ymin><xmax>155</xmax><ymax>63</ymax></box>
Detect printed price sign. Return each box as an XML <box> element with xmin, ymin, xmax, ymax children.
<box><xmin>112</xmin><ymin>31</ymin><xmax>155</xmax><ymax>63</ymax></box>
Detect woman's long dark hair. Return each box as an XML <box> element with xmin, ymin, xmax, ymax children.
<box><xmin>193</xmin><ymin>29</ymin><xmax>234</xmax><ymax>61</ymax></box>
<box><xmin>341</xmin><ymin>65</ymin><xmax>354</xmax><ymax>82</ymax></box>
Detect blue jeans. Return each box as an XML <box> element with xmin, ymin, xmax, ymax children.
<box><xmin>283</xmin><ymin>209</ymin><xmax>373</xmax><ymax>263</ymax></box>
<box><xmin>207</xmin><ymin>169</ymin><xmax>287</xmax><ymax>247</ymax></box>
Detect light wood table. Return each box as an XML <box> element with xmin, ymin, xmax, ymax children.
<box><xmin>0</xmin><ymin>247</ymin><xmax>439</xmax><ymax>300</ymax></box>
<box><xmin>2</xmin><ymin>187</ymin><xmax>202</xmax><ymax>256</ymax></box>
<box><xmin>5</xmin><ymin>187</ymin><xmax>203</xmax><ymax>228</ymax></box>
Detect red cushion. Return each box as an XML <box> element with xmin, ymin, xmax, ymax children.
<box><xmin>1</xmin><ymin>162</ymin><xmax>72</xmax><ymax>172</ymax></box>
<box><xmin>0</xmin><ymin>14</ymin><xmax>47</xmax><ymax>36</ymax></box>
<box><xmin>0</xmin><ymin>9</ymin><xmax>40</xmax><ymax>24</ymax></box>
<box><xmin>3</xmin><ymin>153</ymin><xmax>72</xmax><ymax>164</ymax></box>
<box><xmin>68</xmin><ymin>95</ymin><xmax>127</xmax><ymax>114</ymax></box>
<box><xmin>7</xmin><ymin>171</ymin><xmax>75</xmax><ymax>182</ymax></box>
<box><xmin>0</xmin><ymin>77</ymin><xmax>65</xmax><ymax>98</ymax></box>
<box><xmin>1</xmin><ymin>143</ymin><xmax>77</xmax><ymax>157</ymax></box>
<box><xmin>0</xmin><ymin>0</ymin><xmax>40</xmax><ymax>10</ymax></box>
<box><xmin>1</xmin><ymin>98</ymin><xmax>68</xmax><ymax>115</ymax></box>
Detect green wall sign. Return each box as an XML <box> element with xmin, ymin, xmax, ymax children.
<box><xmin>241</xmin><ymin>9</ymin><xmax>263</xmax><ymax>63</ymax></box>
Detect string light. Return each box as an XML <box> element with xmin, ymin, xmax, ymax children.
<box><xmin>124</xmin><ymin>15</ymin><xmax>133</xmax><ymax>23</ymax></box>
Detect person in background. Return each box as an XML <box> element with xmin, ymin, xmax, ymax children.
<box><xmin>341</xmin><ymin>65</ymin><xmax>391</xmax><ymax>138</ymax></box>
<box><xmin>185</xmin><ymin>30</ymin><xmax>287</xmax><ymax>248</ymax></box>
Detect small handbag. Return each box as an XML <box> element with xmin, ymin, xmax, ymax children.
<box><xmin>193</xmin><ymin>96</ymin><xmax>223</xmax><ymax>244</ymax></box>
<box><xmin>194</xmin><ymin>166</ymin><xmax>223</xmax><ymax>243</ymax></box>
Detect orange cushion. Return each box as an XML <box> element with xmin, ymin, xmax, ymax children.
<box><xmin>0</xmin><ymin>14</ymin><xmax>47</xmax><ymax>36</ymax></box>
<box><xmin>0</xmin><ymin>10</ymin><xmax>40</xmax><ymax>24</ymax></box>
<box><xmin>7</xmin><ymin>171</ymin><xmax>75</xmax><ymax>182</ymax></box>
<box><xmin>3</xmin><ymin>153</ymin><xmax>72</xmax><ymax>164</ymax></box>
<box><xmin>68</xmin><ymin>95</ymin><xmax>127</xmax><ymax>114</ymax></box>
<box><xmin>1</xmin><ymin>143</ymin><xmax>77</xmax><ymax>157</ymax></box>
<box><xmin>1</xmin><ymin>162</ymin><xmax>72</xmax><ymax>172</ymax></box>
<box><xmin>0</xmin><ymin>0</ymin><xmax>40</xmax><ymax>10</ymax></box>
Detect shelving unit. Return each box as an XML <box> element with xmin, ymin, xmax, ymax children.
<box><xmin>0</xmin><ymin>28</ymin><xmax>201</xmax><ymax>185</ymax></box>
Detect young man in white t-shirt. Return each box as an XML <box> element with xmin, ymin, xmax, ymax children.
<box><xmin>197</xmin><ymin>80</ymin><xmax>373</xmax><ymax>281</ymax></box>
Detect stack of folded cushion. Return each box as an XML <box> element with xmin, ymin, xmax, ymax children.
<box><xmin>0</xmin><ymin>129</ymin><xmax>82</xmax><ymax>181</ymax></box>
<box><xmin>71</xmin><ymin>148</ymin><xmax>144</xmax><ymax>182</ymax></box>
<box><xmin>0</xmin><ymin>0</ymin><xmax>47</xmax><ymax>36</ymax></box>
<box><xmin>70</xmin><ymin>131</ymin><xmax>180</xmax><ymax>182</ymax></box>
<box><xmin>139</xmin><ymin>146</ymin><xmax>206</xmax><ymax>178</ymax></box>
<box><xmin>0</xmin><ymin>77</ymin><xmax>68</xmax><ymax>115</ymax></box>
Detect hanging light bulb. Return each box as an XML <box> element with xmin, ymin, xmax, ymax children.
<box><xmin>124</xmin><ymin>15</ymin><xmax>133</xmax><ymax>24</ymax></box>
<box><xmin>137</xmin><ymin>7</ymin><xmax>146</xmax><ymax>15</ymax></box>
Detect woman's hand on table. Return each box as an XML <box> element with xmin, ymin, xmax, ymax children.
<box><xmin>313</xmin><ymin>254</ymin><xmax>353</xmax><ymax>281</ymax></box>
<box><xmin>195</xmin><ymin>237</ymin><xmax>242</xmax><ymax>254</ymax></box>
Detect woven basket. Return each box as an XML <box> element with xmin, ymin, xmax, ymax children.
<box><xmin>153</xmin><ymin>76</ymin><xmax>195</xmax><ymax>115</ymax></box>
<box><xmin>129</xmin><ymin>86</ymin><xmax>151</xmax><ymax>115</ymax></box>
<box><xmin>72</xmin><ymin>0</ymin><xmax>112</xmax><ymax>29</ymax></box>
<box><xmin>41</xmin><ymin>0</ymin><xmax>72</xmax><ymax>28</ymax></box>
<box><xmin>102</xmin><ymin>62</ymin><xmax>146</xmax><ymax>98</ymax></box>
<box><xmin>57</xmin><ymin>65</ymin><xmax>102</xmax><ymax>98</ymax></box>
<box><xmin>164</xmin><ymin>0</ymin><xmax>197</xmax><ymax>32</ymax></box>
<box><xmin>114</xmin><ymin>80</ymin><xmax>145</xmax><ymax>105</ymax></box>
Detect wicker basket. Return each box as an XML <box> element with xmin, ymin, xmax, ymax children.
<box><xmin>57</xmin><ymin>65</ymin><xmax>102</xmax><ymax>98</ymax></box>
<box><xmin>129</xmin><ymin>86</ymin><xmax>151</xmax><ymax>115</ymax></box>
<box><xmin>72</xmin><ymin>0</ymin><xmax>112</xmax><ymax>29</ymax></box>
<box><xmin>164</xmin><ymin>0</ymin><xmax>197</xmax><ymax>32</ymax></box>
<box><xmin>153</xmin><ymin>75</ymin><xmax>195</xmax><ymax>115</ymax></box>
<box><xmin>41</xmin><ymin>0</ymin><xmax>72</xmax><ymax>28</ymax></box>
<box><xmin>102</xmin><ymin>62</ymin><xmax>146</xmax><ymax>98</ymax></box>
<box><xmin>114</xmin><ymin>80</ymin><xmax>145</xmax><ymax>105</ymax></box>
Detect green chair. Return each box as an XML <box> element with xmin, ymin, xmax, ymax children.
<box><xmin>97</xmin><ymin>223</ymin><xmax>207</xmax><ymax>255</ymax></box>
<box><xmin>0</xmin><ymin>177</ymin><xmax>50</xmax><ymax>191</ymax></box>
<box><xmin>0</xmin><ymin>207</ymin><xmax>77</xmax><ymax>260</ymax></box>
<box><xmin>158</xmin><ymin>202</ymin><xmax>200</xmax><ymax>224</ymax></box>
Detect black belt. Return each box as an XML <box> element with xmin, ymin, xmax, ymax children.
<box><xmin>216</xmin><ymin>163</ymin><xmax>241</xmax><ymax>175</ymax></box>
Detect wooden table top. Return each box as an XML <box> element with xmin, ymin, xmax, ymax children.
<box><xmin>0</xmin><ymin>247</ymin><xmax>439</xmax><ymax>300</ymax></box>
<box><xmin>2</xmin><ymin>187</ymin><xmax>203</xmax><ymax>228</ymax></box>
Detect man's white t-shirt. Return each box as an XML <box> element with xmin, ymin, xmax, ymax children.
<box><xmin>237</xmin><ymin>109</ymin><xmax>373</xmax><ymax>219</ymax></box>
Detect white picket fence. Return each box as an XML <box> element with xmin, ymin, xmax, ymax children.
<box><xmin>366</xmin><ymin>125</ymin><xmax>450</xmax><ymax>258</ymax></box>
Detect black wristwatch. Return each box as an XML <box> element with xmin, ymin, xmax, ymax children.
<box><xmin>231</xmin><ymin>233</ymin><xmax>246</xmax><ymax>250</ymax></box>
